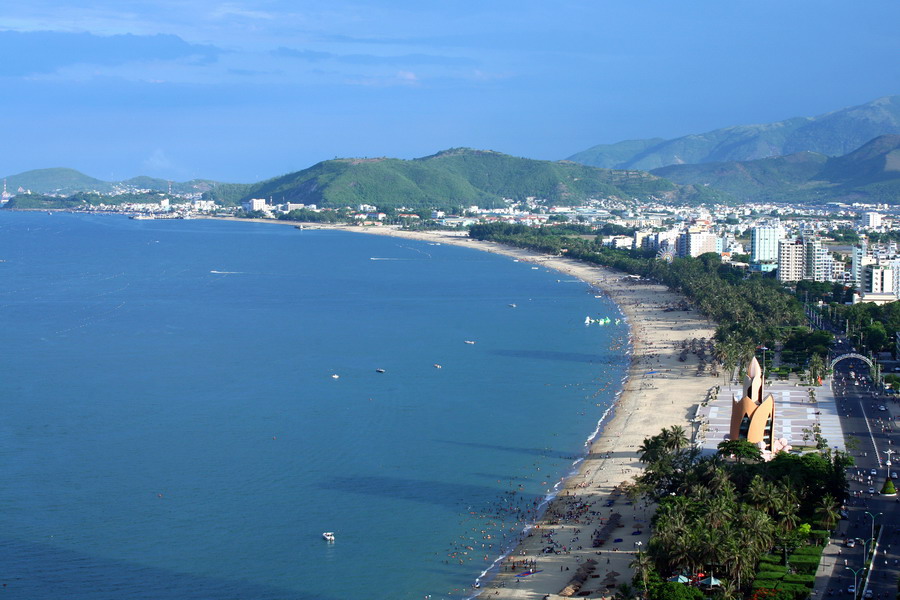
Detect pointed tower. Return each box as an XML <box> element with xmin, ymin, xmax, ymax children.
<box><xmin>730</xmin><ymin>356</ymin><xmax>775</xmax><ymax>450</ymax></box>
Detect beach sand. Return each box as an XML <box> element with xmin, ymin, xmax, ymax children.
<box><xmin>297</xmin><ymin>224</ymin><xmax>718</xmax><ymax>599</ymax></box>
<box><xmin>199</xmin><ymin>218</ymin><xmax>717</xmax><ymax>598</ymax></box>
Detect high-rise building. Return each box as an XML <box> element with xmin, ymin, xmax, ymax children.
<box><xmin>777</xmin><ymin>239</ymin><xmax>805</xmax><ymax>282</ymax></box>
<box><xmin>676</xmin><ymin>231</ymin><xmax>719</xmax><ymax>258</ymax></box>
<box><xmin>862</xmin><ymin>212</ymin><xmax>883</xmax><ymax>229</ymax></box>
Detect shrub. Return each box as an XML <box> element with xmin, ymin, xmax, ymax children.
<box><xmin>758</xmin><ymin>554</ymin><xmax>781</xmax><ymax>565</ymax></box>
<box><xmin>792</xmin><ymin>545</ymin><xmax>824</xmax><ymax>556</ymax></box>
<box><xmin>787</xmin><ymin>554</ymin><xmax>820</xmax><ymax>574</ymax></box>
<box><xmin>776</xmin><ymin>582</ymin><xmax>813</xmax><ymax>600</ymax></box>
<box><xmin>882</xmin><ymin>479</ymin><xmax>897</xmax><ymax>495</ymax></box>
<box><xmin>752</xmin><ymin>580</ymin><xmax>782</xmax><ymax>590</ymax></box>
<box><xmin>783</xmin><ymin>573</ymin><xmax>816</xmax><ymax>588</ymax></box>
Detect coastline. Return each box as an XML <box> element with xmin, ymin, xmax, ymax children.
<box><xmin>306</xmin><ymin>224</ymin><xmax>717</xmax><ymax>599</ymax></box>
<box><xmin>83</xmin><ymin>213</ymin><xmax>717</xmax><ymax>598</ymax></box>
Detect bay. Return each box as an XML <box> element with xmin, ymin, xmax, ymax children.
<box><xmin>0</xmin><ymin>212</ymin><xmax>629</xmax><ymax>599</ymax></box>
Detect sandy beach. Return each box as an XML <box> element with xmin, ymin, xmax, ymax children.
<box><xmin>292</xmin><ymin>224</ymin><xmax>717</xmax><ymax>599</ymax></box>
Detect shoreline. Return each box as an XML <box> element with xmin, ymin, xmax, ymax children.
<box><xmin>33</xmin><ymin>212</ymin><xmax>718</xmax><ymax>598</ymax></box>
<box><xmin>304</xmin><ymin>224</ymin><xmax>718</xmax><ymax>599</ymax></box>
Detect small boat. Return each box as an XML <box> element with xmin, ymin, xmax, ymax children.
<box><xmin>508</xmin><ymin>303</ymin><xmax>517</xmax><ymax>308</ymax></box>
<box><xmin>584</xmin><ymin>316</ymin><xmax>592</xmax><ymax>325</ymax></box>
<box><xmin>322</xmin><ymin>532</ymin><xmax>335</xmax><ymax>542</ymax></box>
<box><xmin>331</xmin><ymin>374</ymin><xmax>340</xmax><ymax>379</ymax></box>
<box><xmin>464</xmin><ymin>340</ymin><xmax>476</xmax><ymax>345</ymax></box>
<box><xmin>375</xmin><ymin>368</ymin><xmax>385</xmax><ymax>373</ymax></box>
<box><xmin>433</xmin><ymin>364</ymin><xmax>442</xmax><ymax>369</ymax></box>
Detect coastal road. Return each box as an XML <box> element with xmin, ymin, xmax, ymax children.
<box><xmin>829</xmin><ymin>351</ymin><xmax>899</xmax><ymax>599</ymax></box>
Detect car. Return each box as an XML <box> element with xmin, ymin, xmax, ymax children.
<box><xmin>879</xmin><ymin>405</ymin><xmax>887</xmax><ymax>411</ymax></box>
<box><xmin>871</xmin><ymin>469</ymin><xmax>878</xmax><ymax>476</ymax></box>
<box><xmin>868</xmin><ymin>487</ymin><xmax>875</xmax><ymax>494</ymax></box>
<box><xmin>845</xmin><ymin>538</ymin><xmax>856</xmax><ymax>547</ymax></box>
<box><xmin>848</xmin><ymin>585</ymin><xmax>856</xmax><ymax>594</ymax></box>
<box><xmin>864</xmin><ymin>590</ymin><xmax>873</xmax><ymax>599</ymax></box>
<box><xmin>892</xmin><ymin>472</ymin><xmax>898</xmax><ymax>479</ymax></box>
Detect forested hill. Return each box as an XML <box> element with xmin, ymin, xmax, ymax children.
<box><xmin>650</xmin><ymin>134</ymin><xmax>900</xmax><ymax>204</ymax></box>
<box><xmin>241</xmin><ymin>148</ymin><xmax>720</xmax><ymax>210</ymax></box>
<box><xmin>568</xmin><ymin>95</ymin><xmax>900</xmax><ymax>171</ymax></box>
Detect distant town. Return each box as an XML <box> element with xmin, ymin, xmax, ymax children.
<box><xmin>4</xmin><ymin>176</ymin><xmax>897</xmax><ymax>307</ymax></box>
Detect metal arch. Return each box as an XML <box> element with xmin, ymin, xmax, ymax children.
<box><xmin>829</xmin><ymin>353</ymin><xmax>874</xmax><ymax>371</ymax></box>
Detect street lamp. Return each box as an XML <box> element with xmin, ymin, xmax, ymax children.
<box><xmin>864</xmin><ymin>512</ymin><xmax>882</xmax><ymax>545</ymax></box>
<box><xmin>845</xmin><ymin>566</ymin><xmax>866</xmax><ymax>599</ymax></box>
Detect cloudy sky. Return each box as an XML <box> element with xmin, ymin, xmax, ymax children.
<box><xmin>2</xmin><ymin>1</ymin><xmax>898</xmax><ymax>182</ymax></box>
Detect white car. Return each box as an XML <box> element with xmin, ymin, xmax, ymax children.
<box><xmin>878</xmin><ymin>405</ymin><xmax>887</xmax><ymax>411</ymax></box>
<box><xmin>868</xmin><ymin>487</ymin><xmax>875</xmax><ymax>494</ymax></box>
<box><xmin>848</xmin><ymin>585</ymin><xmax>856</xmax><ymax>595</ymax></box>
<box><xmin>870</xmin><ymin>469</ymin><xmax>878</xmax><ymax>476</ymax></box>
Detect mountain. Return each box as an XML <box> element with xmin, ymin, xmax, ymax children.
<box><xmin>650</xmin><ymin>134</ymin><xmax>900</xmax><ymax>203</ymax></box>
<box><xmin>240</xmin><ymin>148</ymin><xmax>719</xmax><ymax>209</ymax></box>
<box><xmin>1</xmin><ymin>168</ymin><xmax>249</xmax><ymax>204</ymax></box>
<box><xmin>569</xmin><ymin>96</ymin><xmax>900</xmax><ymax>170</ymax></box>
<box><xmin>4</xmin><ymin>168</ymin><xmax>111</xmax><ymax>194</ymax></box>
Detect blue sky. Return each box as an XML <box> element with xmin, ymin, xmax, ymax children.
<box><xmin>2</xmin><ymin>1</ymin><xmax>899</xmax><ymax>183</ymax></box>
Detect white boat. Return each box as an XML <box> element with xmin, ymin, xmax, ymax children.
<box><xmin>584</xmin><ymin>316</ymin><xmax>592</xmax><ymax>325</ymax></box>
<box><xmin>433</xmin><ymin>363</ymin><xmax>442</xmax><ymax>369</ymax></box>
<box><xmin>331</xmin><ymin>374</ymin><xmax>340</xmax><ymax>379</ymax></box>
<box><xmin>322</xmin><ymin>532</ymin><xmax>335</xmax><ymax>541</ymax></box>
<box><xmin>464</xmin><ymin>340</ymin><xmax>476</xmax><ymax>345</ymax></box>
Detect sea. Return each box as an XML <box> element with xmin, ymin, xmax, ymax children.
<box><xmin>0</xmin><ymin>211</ymin><xmax>630</xmax><ymax>600</ymax></box>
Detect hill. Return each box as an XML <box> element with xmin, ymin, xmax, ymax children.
<box><xmin>4</xmin><ymin>168</ymin><xmax>112</xmax><ymax>195</ymax></box>
<box><xmin>1</xmin><ymin>168</ymin><xmax>250</xmax><ymax>205</ymax></box>
<box><xmin>650</xmin><ymin>134</ymin><xmax>900</xmax><ymax>203</ymax></box>
<box><xmin>242</xmin><ymin>148</ymin><xmax>718</xmax><ymax>209</ymax></box>
<box><xmin>569</xmin><ymin>96</ymin><xmax>900</xmax><ymax>170</ymax></box>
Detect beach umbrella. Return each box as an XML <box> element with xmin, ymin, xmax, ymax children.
<box><xmin>667</xmin><ymin>575</ymin><xmax>690</xmax><ymax>583</ymax></box>
<box><xmin>699</xmin><ymin>576</ymin><xmax>722</xmax><ymax>587</ymax></box>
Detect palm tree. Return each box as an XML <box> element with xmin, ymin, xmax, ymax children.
<box><xmin>815</xmin><ymin>494</ymin><xmax>840</xmax><ymax>531</ymax></box>
<box><xmin>630</xmin><ymin>550</ymin><xmax>654</xmax><ymax>598</ymax></box>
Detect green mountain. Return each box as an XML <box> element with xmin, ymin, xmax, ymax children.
<box><xmin>651</xmin><ymin>134</ymin><xmax>900</xmax><ymax>203</ymax></box>
<box><xmin>2</xmin><ymin>168</ymin><xmax>249</xmax><ymax>204</ymax></box>
<box><xmin>4</xmin><ymin>168</ymin><xmax>111</xmax><ymax>194</ymax></box>
<box><xmin>569</xmin><ymin>96</ymin><xmax>900</xmax><ymax>170</ymax></box>
<box><xmin>242</xmin><ymin>148</ymin><xmax>716</xmax><ymax>209</ymax></box>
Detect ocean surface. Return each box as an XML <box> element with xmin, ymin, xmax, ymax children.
<box><xmin>0</xmin><ymin>212</ymin><xmax>630</xmax><ymax>599</ymax></box>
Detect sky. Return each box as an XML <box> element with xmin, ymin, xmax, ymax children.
<box><xmin>1</xmin><ymin>1</ymin><xmax>899</xmax><ymax>183</ymax></box>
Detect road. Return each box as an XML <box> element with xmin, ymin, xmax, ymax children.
<box><xmin>827</xmin><ymin>338</ymin><xmax>899</xmax><ymax>600</ymax></box>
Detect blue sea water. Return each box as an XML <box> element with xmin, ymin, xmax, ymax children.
<box><xmin>0</xmin><ymin>212</ymin><xmax>630</xmax><ymax>600</ymax></box>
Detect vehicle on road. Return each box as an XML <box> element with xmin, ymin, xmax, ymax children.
<box><xmin>868</xmin><ymin>487</ymin><xmax>875</xmax><ymax>494</ymax></box>
<box><xmin>864</xmin><ymin>590</ymin><xmax>873</xmax><ymax>599</ymax></box>
<box><xmin>879</xmin><ymin>405</ymin><xmax>887</xmax><ymax>411</ymax></box>
<box><xmin>848</xmin><ymin>585</ymin><xmax>856</xmax><ymax>594</ymax></box>
<box><xmin>845</xmin><ymin>538</ymin><xmax>856</xmax><ymax>547</ymax></box>
<box><xmin>870</xmin><ymin>469</ymin><xmax>878</xmax><ymax>476</ymax></box>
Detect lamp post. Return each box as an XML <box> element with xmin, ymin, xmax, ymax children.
<box><xmin>857</xmin><ymin>538</ymin><xmax>873</xmax><ymax>564</ymax></box>
<box><xmin>845</xmin><ymin>566</ymin><xmax>865</xmax><ymax>599</ymax></box>
<box><xmin>885</xmin><ymin>449</ymin><xmax>894</xmax><ymax>483</ymax></box>
<box><xmin>865</xmin><ymin>511</ymin><xmax>882</xmax><ymax>543</ymax></box>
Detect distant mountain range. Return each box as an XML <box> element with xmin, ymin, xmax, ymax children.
<box><xmin>0</xmin><ymin>167</ymin><xmax>230</xmax><ymax>196</ymax></box>
<box><xmin>650</xmin><ymin>134</ymin><xmax>900</xmax><ymax>204</ymax></box>
<box><xmin>240</xmin><ymin>148</ymin><xmax>719</xmax><ymax>209</ymax></box>
<box><xmin>568</xmin><ymin>96</ymin><xmax>900</xmax><ymax>171</ymax></box>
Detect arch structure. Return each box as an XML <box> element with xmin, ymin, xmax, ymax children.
<box><xmin>829</xmin><ymin>353</ymin><xmax>874</xmax><ymax>372</ymax></box>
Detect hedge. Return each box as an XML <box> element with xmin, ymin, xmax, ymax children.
<box><xmin>792</xmin><ymin>545</ymin><xmax>824</xmax><ymax>557</ymax></box>
<box><xmin>775</xmin><ymin>582</ymin><xmax>812</xmax><ymax>600</ymax></box>
<box><xmin>783</xmin><ymin>574</ymin><xmax>816</xmax><ymax>588</ymax></box>
<box><xmin>758</xmin><ymin>554</ymin><xmax>781</xmax><ymax>565</ymax></box>
<box><xmin>756</xmin><ymin>571</ymin><xmax>787</xmax><ymax>581</ymax></box>
<box><xmin>753</xmin><ymin>580</ymin><xmax>781</xmax><ymax>590</ymax></box>
<box><xmin>787</xmin><ymin>555</ymin><xmax>820</xmax><ymax>575</ymax></box>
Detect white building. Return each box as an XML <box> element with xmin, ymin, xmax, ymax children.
<box><xmin>862</xmin><ymin>212</ymin><xmax>883</xmax><ymax>229</ymax></box>
<box><xmin>778</xmin><ymin>239</ymin><xmax>806</xmax><ymax>282</ymax></box>
<box><xmin>676</xmin><ymin>231</ymin><xmax>719</xmax><ymax>258</ymax></box>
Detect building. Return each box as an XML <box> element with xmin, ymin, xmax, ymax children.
<box><xmin>242</xmin><ymin>198</ymin><xmax>267</xmax><ymax>212</ymax></box>
<box><xmin>730</xmin><ymin>357</ymin><xmax>775</xmax><ymax>451</ymax></box>
<box><xmin>856</xmin><ymin>261</ymin><xmax>899</xmax><ymax>305</ymax></box>
<box><xmin>676</xmin><ymin>231</ymin><xmax>719</xmax><ymax>258</ymax></box>
<box><xmin>862</xmin><ymin>212</ymin><xmax>883</xmax><ymax>229</ymax></box>
<box><xmin>777</xmin><ymin>239</ymin><xmax>805</xmax><ymax>282</ymax></box>
<box><xmin>750</xmin><ymin>225</ymin><xmax>782</xmax><ymax>269</ymax></box>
